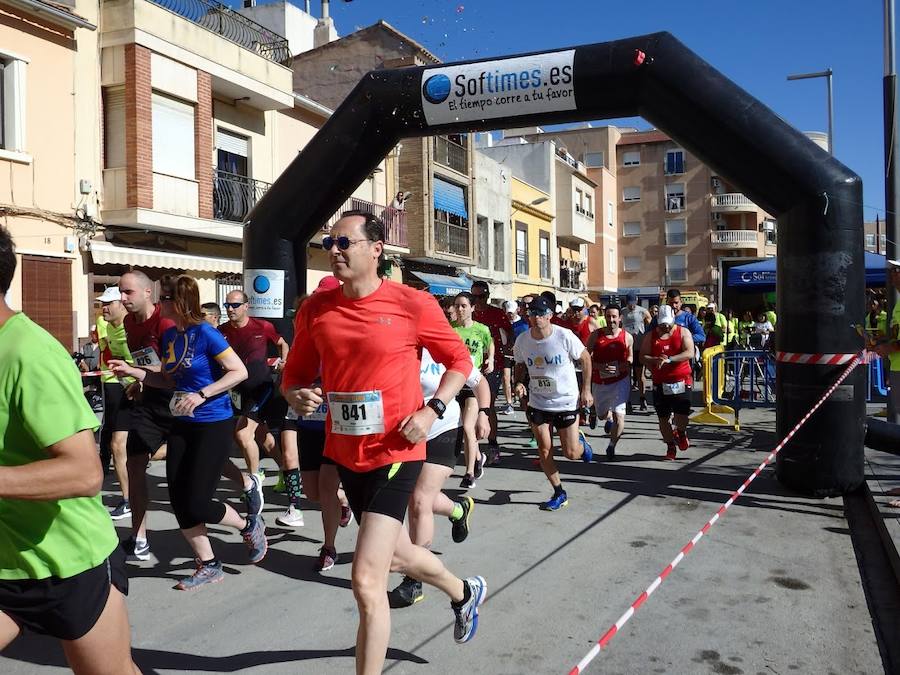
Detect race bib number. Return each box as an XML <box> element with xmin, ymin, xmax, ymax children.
<box><xmin>169</xmin><ymin>391</ymin><xmax>195</xmax><ymax>417</ymax></box>
<box><xmin>662</xmin><ymin>381</ymin><xmax>686</xmax><ymax>395</ymax></box>
<box><xmin>305</xmin><ymin>402</ymin><xmax>328</xmax><ymax>422</ymax></box>
<box><xmin>131</xmin><ymin>347</ymin><xmax>161</xmax><ymax>368</ymax></box>
<box><xmin>327</xmin><ymin>391</ymin><xmax>385</xmax><ymax>436</ymax></box>
<box><xmin>531</xmin><ymin>377</ymin><xmax>557</xmax><ymax>395</ymax></box>
<box><xmin>599</xmin><ymin>361</ymin><xmax>620</xmax><ymax>376</ymax></box>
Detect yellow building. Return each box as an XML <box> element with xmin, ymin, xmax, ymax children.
<box><xmin>510</xmin><ymin>177</ymin><xmax>555</xmax><ymax>301</ymax></box>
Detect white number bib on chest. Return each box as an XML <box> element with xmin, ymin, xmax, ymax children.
<box><xmin>662</xmin><ymin>381</ymin><xmax>686</xmax><ymax>395</ymax></box>
<box><xmin>531</xmin><ymin>377</ymin><xmax>557</xmax><ymax>395</ymax></box>
<box><xmin>327</xmin><ymin>391</ymin><xmax>385</xmax><ymax>436</ymax></box>
<box><xmin>169</xmin><ymin>391</ymin><xmax>195</xmax><ymax>417</ymax></box>
<box><xmin>131</xmin><ymin>347</ymin><xmax>161</xmax><ymax>368</ymax></box>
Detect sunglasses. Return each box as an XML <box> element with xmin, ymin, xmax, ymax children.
<box><xmin>159</xmin><ymin>294</ymin><xmax>174</xmax><ymax>302</ymax></box>
<box><xmin>224</xmin><ymin>302</ymin><xmax>246</xmax><ymax>309</ymax></box>
<box><xmin>323</xmin><ymin>235</ymin><xmax>369</xmax><ymax>251</ymax></box>
<box><xmin>528</xmin><ymin>309</ymin><xmax>552</xmax><ymax>317</ymax></box>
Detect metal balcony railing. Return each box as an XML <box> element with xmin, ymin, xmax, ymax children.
<box><xmin>711</xmin><ymin>230</ymin><xmax>759</xmax><ymax>247</ymax></box>
<box><xmin>213</xmin><ymin>169</ymin><xmax>271</xmax><ymax>222</ymax></box>
<box><xmin>433</xmin><ymin>136</ymin><xmax>468</xmax><ymax>174</ymax></box>
<box><xmin>710</xmin><ymin>193</ymin><xmax>757</xmax><ymax>211</ymax></box>
<box><xmin>150</xmin><ymin>0</ymin><xmax>292</xmax><ymax>65</ymax></box>
<box><xmin>322</xmin><ymin>196</ymin><xmax>408</xmax><ymax>248</ymax></box>
<box><xmin>434</xmin><ymin>218</ymin><xmax>469</xmax><ymax>257</ymax></box>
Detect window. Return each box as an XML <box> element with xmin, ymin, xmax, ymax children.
<box><xmin>622</xmin><ymin>150</ymin><xmax>640</xmax><ymax>166</ymax></box>
<box><xmin>666</xmin><ymin>254</ymin><xmax>687</xmax><ymax>283</ymax></box>
<box><xmin>493</xmin><ymin>220</ymin><xmax>505</xmax><ymax>272</ymax></box>
<box><xmin>665</xmin><ymin>183</ymin><xmax>685</xmax><ymax>212</ymax></box>
<box><xmin>882</xmin><ymin>234</ymin><xmax>887</xmax><ymax>247</ymax></box>
<box><xmin>607</xmin><ymin>201</ymin><xmax>614</xmax><ymax>227</ymax></box>
<box><xmin>539</xmin><ymin>231</ymin><xmax>551</xmax><ymax>279</ymax></box>
<box><xmin>585</xmin><ymin>194</ymin><xmax>593</xmax><ymax>218</ymax></box>
<box><xmin>665</xmin><ymin>219</ymin><xmax>686</xmax><ymax>246</ymax></box>
<box><xmin>623</xmin><ymin>256</ymin><xmax>641</xmax><ymax>272</ymax></box>
<box><xmin>665</xmin><ymin>149</ymin><xmax>685</xmax><ymax>175</ymax></box>
<box><xmin>516</xmin><ymin>222</ymin><xmax>528</xmax><ymax>275</ymax></box>
<box><xmin>0</xmin><ymin>55</ymin><xmax>27</xmax><ymax>152</ymax></box>
<box><xmin>623</xmin><ymin>221</ymin><xmax>641</xmax><ymax>237</ymax></box>
<box><xmin>103</xmin><ymin>87</ymin><xmax>126</xmax><ymax>169</ymax></box>
<box><xmin>583</xmin><ymin>151</ymin><xmax>604</xmax><ymax>168</ymax></box>
<box><xmin>623</xmin><ymin>186</ymin><xmax>641</xmax><ymax>202</ymax></box>
<box><xmin>477</xmin><ymin>216</ymin><xmax>490</xmax><ymax>268</ymax></box>
<box><xmin>216</xmin><ymin>128</ymin><xmax>249</xmax><ymax>176</ymax></box>
<box><xmin>152</xmin><ymin>92</ymin><xmax>195</xmax><ymax>180</ymax></box>
<box><xmin>575</xmin><ymin>188</ymin><xmax>584</xmax><ymax>214</ymax></box>
<box><xmin>608</xmin><ymin>248</ymin><xmax>616</xmax><ymax>273</ymax></box>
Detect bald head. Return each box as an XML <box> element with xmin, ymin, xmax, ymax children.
<box><xmin>119</xmin><ymin>269</ymin><xmax>154</xmax><ymax>315</ymax></box>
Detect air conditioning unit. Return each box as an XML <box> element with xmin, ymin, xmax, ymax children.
<box><xmin>712</xmin><ymin>177</ymin><xmax>721</xmax><ymax>189</ymax></box>
<box><xmin>711</xmin><ymin>212</ymin><xmax>722</xmax><ymax>222</ymax></box>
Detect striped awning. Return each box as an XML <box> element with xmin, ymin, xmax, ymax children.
<box><xmin>90</xmin><ymin>241</ymin><xmax>242</xmax><ymax>274</ymax></box>
<box><xmin>433</xmin><ymin>177</ymin><xmax>468</xmax><ymax>219</ymax></box>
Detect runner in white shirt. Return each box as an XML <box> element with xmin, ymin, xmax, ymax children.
<box><xmin>389</xmin><ymin>348</ymin><xmax>490</xmax><ymax>607</ymax></box>
<box><xmin>513</xmin><ymin>296</ymin><xmax>593</xmax><ymax>512</ymax></box>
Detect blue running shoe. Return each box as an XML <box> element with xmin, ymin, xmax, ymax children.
<box><xmin>241</xmin><ymin>514</ymin><xmax>268</xmax><ymax>563</ymax></box>
<box><xmin>604</xmin><ymin>418</ymin><xmax>613</xmax><ymax>434</ymax></box>
<box><xmin>452</xmin><ymin>576</ymin><xmax>487</xmax><ymax>643</ymax></box>
<box><xmin>579</xmin><ymin>432</ymin><xmax>593</xmax><ymax>462</ymax></box>
<box><xmin>540</xmin><ymin>491</ymin><xmax>569</xmax><ymax>511</ymax></box>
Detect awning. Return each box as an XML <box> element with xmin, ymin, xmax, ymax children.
<box><xmin>433</xmin><ymin>177</ymin><xmax>468</xmax><ymax>219</ymax></box>
<box><xmin>726</xmin><ymin>252</ymin><xmax>889</xmax><ymax>290</ymax></box>
<box><xmin>411</xmin><ymin>271</ymin><xmax>472</xmax><ymax>296</ymax></box>
<box><xmin>90</xmin><ymin>241</ymin><xmax>242</xmax><ymax>274</ymax></box>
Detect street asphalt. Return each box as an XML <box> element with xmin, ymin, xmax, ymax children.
<box><xmin>0</xmin><ymin>401</ymin><xmax>888</xmax><ymax>675</ymax></box>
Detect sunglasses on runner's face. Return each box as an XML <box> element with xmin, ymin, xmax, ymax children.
<box><xmin>159</xmin><ymin>294</ymin><xmax>174</xmax><ymax>302</ymax></box>
<box><xmin>529</xmin><ymin>309</ymin><xmax>552</xmax><ymax>317</ymax></box>
<box><xmin>323</xmin><ymin>235</ymin><xmax>368</xmax><ymax>251</ymax></box>
<box><xmin>224</xmin><ymin>302</ymin><xmax>245</xmax><ymax>309</ymax></box>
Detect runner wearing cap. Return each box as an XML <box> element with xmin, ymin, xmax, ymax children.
<box><xmin>470</xmin><ymin>280</ymin><xmax>510</xmax><ymax>465</ymax></box>
<box><xmin>640</xmin><ymin>304</ymin><xmax>695</xmax><ymax>460</ymax></box>
<box><xmin>569</xmin><ymin>298</ymin><xmax>593</xmax><ymax>343</ymax></box>
<box><xmin>0</xmin><ymin>226</ymin><xmax>140</xmax><ymax>672</ymax></box>
<box><xmin>586</xmin><ymin>304</ymin><xmax>633</xmax><ymax>461</ymax></box>
<box><xmin>513</xmin><ymin>296</ymin><xmax>594</xmax><ymax>511</ymax></box>
<box><xmin>282</xmin><ymin>211</ymin><xmax>486</xmax><ymax>673</ymax></box>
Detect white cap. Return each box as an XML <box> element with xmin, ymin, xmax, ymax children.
<box><xmin>502</xmin><ymin>300</ymin><xmax>518</xmax><ymax>313</ymax></box>
<box><xmin>569</xmin><ymin>297</ymin><xmax>585</xmax><ymax>309</ymax></box>
<box><xmin>707</xmin><ymin>302</ymin><xmax>716</xmax><ymax>310</ymax></box>
<box><xmin>658</xmin><ymin>305</ymin><xmax>676</xmax><ymax>325</ymax></box>
<box><xmin>96</xmin><ymin>287</ymin><xmax>121</xmax><ymax>303</ymax></box>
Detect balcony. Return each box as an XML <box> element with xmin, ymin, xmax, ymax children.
<box><xmin>434</xmin><ymin>217</ymin><xmax>470</xmax><ymax>257</ymax></box>
<box><xmin>322</xmin><ymin>196</ymin><xmax>408</xmax><ymax>249</ymax></box>
<box><xmin>433</xmin><ymin>136</ymin><xmax>468</xmax><ymax>175</ymax></box>
<box><xmin>213</xmin><ymin>169</ymin><xmax>271</xmax><ymax>223</ymax></box>
<box><xmin>560</xmin><ymin>260</ymin><xmax>585</xmax><ymax>290</ymax></box>
<box><xmin>711</xmin><ymin>229</ymin><xmax>760</xmax><ymax>250</ymax></box>
<box><xmin>711</xmin><ymin>193</ymin><xmax>758</xmax><ymax>213</ymax></box>
<box><xmin>665</xmin><ymin>195</ymin><xmax>685</xmax><ymax>213</ymax></box>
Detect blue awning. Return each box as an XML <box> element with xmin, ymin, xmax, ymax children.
<box><xmin>411</xmin><ymin>272</ymin><xmax>472</xmax><ymax>296</ymax></box>
<box><xmin>727</xmin><ymin>253</ymin><xmax>889</xmax><ymax>289</ymax></box>
<box><xmin>433</xmin><ymin>177</ymin><xmax>468</xmax><ymax>219</ymax></box>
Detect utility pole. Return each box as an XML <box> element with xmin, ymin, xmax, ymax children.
<box><xmin>787</xmin><ymin>69</ymin><xmax>834</xmax><ymax>155</ymax></box>
<box><xmin>885</xmin><ymin>0</ymin><xmax>899</xmax><ymax>422</ymax></box>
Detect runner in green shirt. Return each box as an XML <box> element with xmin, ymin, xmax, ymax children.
<box><xmin>0</xmin><ymin>226</ymin><xmax>139</xmax><ymax>671</ymax></box>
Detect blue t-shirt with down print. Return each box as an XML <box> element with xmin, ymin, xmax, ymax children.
<box><xmin>161</xmin><ymin>322</ymin><xmax>234</xmax><ymax>422</ymax></box>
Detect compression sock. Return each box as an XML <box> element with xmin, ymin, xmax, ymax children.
<box><xmin>553</xmin><ymin>484</ymin><xmax>565</xmax><ymax>497</ymax></box>
<box><xmin>450</xmin><ymin>502</ymin><xmax>465</xmax><ymax>521</ymax></box>
<box><xmin>285</xmin><ymin>468</ymin><xmax>301</xmax><ymax>506</ymax></box>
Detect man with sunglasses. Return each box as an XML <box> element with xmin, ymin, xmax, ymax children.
<box><xmin>513</xmin><ymin>296</ymin><xmax>594</xmax><ymax>512</ymax></box>
<box><xmin>282</xmin><ymin>211</ymin><xmax>487</xmax><ymax>674</ymax></box>
<box><xmin>220</xmin><ymin>290</ymin><xmax>290</xmax><ymax>486</ymax></box>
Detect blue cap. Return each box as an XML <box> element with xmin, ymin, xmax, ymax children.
<box><xmin>528</xmin><ymin>296</ymin><xmax>553</xmax><ymax>315</ymax></box>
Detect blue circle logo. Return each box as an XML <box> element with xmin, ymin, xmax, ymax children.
<box><xmin>423</xmin><ymin>74</ymin><xmax>451</xmax><ymax>104</ymax></box>
<box><xmin>253</xmin><ymin>275</ymin><xmax>271</xmax><ymax>294</ymax></box>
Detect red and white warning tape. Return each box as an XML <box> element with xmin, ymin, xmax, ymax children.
<box><xmin>775</xmin><ymin>351</ymin><xmax>857</xmax><ymax>365</ymax></box>
<box><xmin>568</xmin><ymin>352</ymin><xmax>863</xmax><ymax>675</ymax></box>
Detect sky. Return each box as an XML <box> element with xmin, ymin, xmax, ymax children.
<box><xmin>309</xmin><ymin>0</ymin><xmax>891</xmax><ymax>221</ymax></box>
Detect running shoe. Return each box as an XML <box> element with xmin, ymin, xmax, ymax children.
<box><xmin>473</xmin><ymin>453</ymin><xmax>485</xmax><ymax>480</ymax></box>
<box><xmin>673</xmin><ymin>428</ymin><xmax>690</xmax><ymax>452</ymax></box>
<box><xmin>604</xmin><ymin>418</ymin><xmax>613</xmax><ymax>435</ymax></box>
<box><xmin>316</xmin><ymin>545</ymin><xmax>337</xmax><ymax>572</ymax></box>
<box><xmin>579</xmin><ymin>432</ymin><xmax>594</xmax><ymax>462</ymax></box>
<box><xmin>460</xmin><ymin>474</ymin><xmax>476</xmax><ymax>489</ymax></box>
<box><xmin>256</xmin><ymin>468</ymin><xmax>266</xmax><ymax>485</ymax></box>
<box><xmin>528</xmin><ymin>437</ymin><xmax>538</xmax><ymax>448</ymax></box>
<box><xmin>242</xmin><ymin>472</ymin><xmax>264</xmax><ymax>517</ymax></box>
<box><xmin>588</xmin><ymin>407</ymin><xmax>597</xmax><ymax>429</ymax></box>
<box><xmin>639</xmin><ymin>397</ymin><xmax>648</xmax><ymax>411</ymax></box>
<box><xmin>451</xmin><ymin>496</ymin><xmax>474</xmax><ymax>543</ymax></box>
<box><xmin>540</xmin><ymin>491</ymin><xmax>569</xmax><ymax>511</ymax></box>
<box><xmin>500</xmin><ymin>404</ymin><xmax>514</xmax><ymax>415</ymax></box>
<box><xmin>452</xmin><ymin>576</ymin><xmax>487</xmax><ymax>643</ymax></box>
<box><xmin>606</xmin><ymin>444</ymin><xmax>616</xmax><ymax>461</ymax></box>
<box><xmin>339</xmin><ymin>504</ymin><xmax>354</xmax><ymax>528</ymax></box>
<box><xmin>626</xmin><ymin>401</ymin><xmax>634</xmax><ymax>415</ymax></box>
<box><xmin>241</xmin><ymin>515</ymin><xmax>268</xmax><ymax>564</ymax></box>
<box><xmin>389</xmin><ymin>575</ymin><xmax>424</xmax><ymax>607</ymax></box>
<box><xmin>122</xmin><ymin>536</ymin><xmax>150</xmax><ymax>562</ymax></box>
<box><xmin>664</xmin><ymin>444</ymin><xmax>677</xmax><ymax>461</ymax></box>
<box><xmin>486</xmin><ymin>441</ymin><xmax>501</xmax><ymax>465</ymax></box>
<box><xmin>175</xmin><ymin>559</ymin><xmax>225</xmax><ymax>591</ymax></box>
<box><xmin>109</xmin><ymin>499</ymin><xmax>131</xmax><ymax>521</ymax></box>
<box><xmin>275</xmin><ymin>504</ymin><xmax>304</xmax><ymax>527</ymax></box>
<box><xmin>273</xmin><ymin>472</ymin><xmax>286</xmax><ymax>494</ymax></box>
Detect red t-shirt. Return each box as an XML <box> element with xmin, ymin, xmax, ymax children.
<box><xmin>473</xmin><ymin>304</ymin><xmax>511</xmax><ymax>370</ymax></box>
<box><xmin>592</xmin><ymin>330</ymin><xmax>629</xmax><ymax>384</ymax></box>
<box><xmin>219</xmin><ymin>317</ymin><xmax>281</xmax><ymax>364</ymax></box>
<box><xmin>282</xmin><ymin>280</ymin><xmax>472</xmax><ymax>472</ymax></box>
<box><xmin>123</xmin><ymin>305</ymin><xmax>175</xmax><ymax>358</ymax></box>
<box><xmin>575</xmin><ymin>317</ymin><xmax>593</xmax><ymax>343</ymax></box>
<box><xmin>649</xmin><ymin>326</ymin><xmax>693</xmax><ymax>386</ymax></box>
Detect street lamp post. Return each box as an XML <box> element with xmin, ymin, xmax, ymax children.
<box><xmin>787</xmin><ymin>69</ymin><xmax>834</xmax><ymax>155</ymax></box>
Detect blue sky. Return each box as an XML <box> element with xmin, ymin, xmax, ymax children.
<box><xmin>320</xmin><ymin>0</ymin><xmax>888</xmax><ymax>219</ymax></box>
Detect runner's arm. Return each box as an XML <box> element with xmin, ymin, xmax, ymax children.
<box><xmin>670</xmin><ymin>328</ymin><xmax>695</xmax><ymax>363</ymax></box>
<box><xmin>0</xmin><ymin>429</ymin><xmax>102</xmax><ymax>500</ymax></box>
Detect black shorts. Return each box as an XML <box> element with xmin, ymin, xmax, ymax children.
<box><xmin>456</xmin><ymin>386</ymin><xmax>476</xmax><ymax>402</ymax></box>
<box><xmin>101</xmin><ymin>382</ymin><xmax>132</xmax><ymax>433</ymax></box>
<box><xmin>294</xmin><ymin>427</ymin><xmax>334</xmax><ymax>472</ymax></box>
<box><xmin>485</xmin><ymin>370</ymin><xmax>502</xmax><ymax>399</ymax></box>
<box><xmin>234</xmin><ymin>380</ymin><xmax>276</xmax><ymax>423</ymax></box>
<box><xmin>653</xmin><ymin>384</ymin><xmax>693</xmax><ymax>417</ymax></box>
<box><xmin>526</xmin><ymin>407</ymin><xmax>579</xmax><ymax>430</ymax></box>
<box><xmin>503</xmin><ymin>355</ymin><xmax>515</xmax><ymax>369</ymax></box>
<box><xmin>426</xmin><ymin>427</ymin><xmax>463</xmax><ymax>468</ymax></box>
<box><xmin>126</xmin><ymin>391</ymin><xmax>174</xmax><ymax>457</ymax></box>
<box><xmin>337</xmin><ymin>460</ymin><xmax>423</xmax><ymax>525</ymax></box>
<box><xmin>0</xmin><ymin>546</ymin><xmax>128</xmax><ymax>641</ymax></box>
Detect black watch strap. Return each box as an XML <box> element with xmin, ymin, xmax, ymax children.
<box><xmin>479</xmin><ymin>407</ymin><xmax>491</xmax><ymax>415</ymax></box>
<box><xmin>426</xmin><ymin>398</ymin><xmax>446</xmax><ymax>419</ymax></box>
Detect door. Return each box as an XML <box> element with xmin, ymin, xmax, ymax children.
<box><xmin>22</xmin><ymin>255</ymin><xmax>74</xmax><ymax>350</ymax></box>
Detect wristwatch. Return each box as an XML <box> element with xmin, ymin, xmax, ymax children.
<box><xmin>426</xmin><ymin>398</ymin><xmax>446</xmax><ymax>419</ymax></box>
<box><xmin>478</xmin><ymin>407</ymin><xmax>491</xmax><ymax>415</ymax></box>
<box><xmin>197</xmin><ymin>390</ymin><xmax>208</xmax><ymax>400</ymax></box>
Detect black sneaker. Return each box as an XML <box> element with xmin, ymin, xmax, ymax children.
<box><xmin>639</xmin><ymin>397</ymin><xmax>648</xmax><ymax>411</ymax></box>
<box><xmin>588</xmin><ymin>407</ymin><xmax>597</xmax><ymax>429</ymax></box>
<box><xmin>606</xmin><ymin>444</ymin><xmax>616</xmax><ymax>461</ymax></box>
<box><xmin>241</xmin><ymin>472</ymin><xmax>264</xmax><ymax>518</ymax></box>
<box><xmin>389</xmin><ymin>575</ymin><xmax>424</xmax><ymax>608</ymax></box>
<box><xmin>460</xmin><ymin>474</ymin><xmax>475</xmax><ymax>489</ymax></box>
<box><xmin>473</xmin><ymin>454</ymin><xmax>485</xmax><ymax>480</ymax></box>
<box><xmin>451</xmin><ymin>496</ymin><xmax>474</xmax><ymax>543</ymax></box>
<box><xmin>625</xmin><ymin>401</ymin><xmax>634</xmax><ymax>415</ymax></box>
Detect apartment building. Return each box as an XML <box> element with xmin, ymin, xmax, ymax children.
<box><xmin>864</xmin><ymin>219</ymin><xmax>888</xmax><ymax>255</ymax></box>
<box><xmin>470</xmin><ymin>152</ymin><xmax>512</xmax><ymax>297</ymax></box>
<box><xmin>0</xmin><ymin>0</ymin><xmax>99</xmax><ymax>350</ymax></box>
<box><xmin>510</xmin><ymin>177</ymin><xmax>555</xmax><ymax>300</ymax></box>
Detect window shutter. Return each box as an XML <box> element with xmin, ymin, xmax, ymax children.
<box><xmin>216</xmin><ymin>128</ymin><xmax>249</xmax><ymax>157</ymax></box>
<box><xmin>104</xmin><ymin>88</ymin><xmax>126</xmax><ymax>168</ymax></box>
<box><xmin>152</xmin><ymin>93</ymin><xmax>195</xmax><ymax>180</ymax></box>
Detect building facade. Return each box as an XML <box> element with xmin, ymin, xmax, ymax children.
<box><xmin>470</xmin><ymin>152</ymin><xmax>512</xmax><ymax>298</ymax></box>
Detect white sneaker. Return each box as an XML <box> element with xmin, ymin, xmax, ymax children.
<box><xmin>276</xmin><ymin>504</ymin><xmax>304</xmax><ymax>527</ymax></box>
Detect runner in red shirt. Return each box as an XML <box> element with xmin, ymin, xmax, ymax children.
<box><xmin>640</xmin><ymin>304</ymin><xmax>695</xmax><ymax>460</ymax></box>
<box><xmin>282</xmin><ymin>211</ymin><xmax>487</xmax><ymax>672</ymax></box>
<box><xmin>470</xmin><ymin>280</ymin><xmax>510</xmax><ymax>464</ymax></box>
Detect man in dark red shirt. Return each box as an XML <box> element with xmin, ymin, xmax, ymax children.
<box><xmin>470</xmin><ymin>280</ymin><xmax>510</xmax><ymax>464</ymax></box>
<box><xmin>219</xmin><ymin>290</ymin><xmax>290</xmax><ymax>482</ymax></box>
